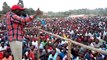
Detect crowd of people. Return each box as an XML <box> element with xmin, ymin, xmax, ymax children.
<box><xmin>0</xmin><ymin>16</ymin><xmax>107</xmax><ymax>60</ymax></box>
<box><xmin>0</xmin><ymin>21</ymin><xmax>13</xmax><ymax>60</ymax></box>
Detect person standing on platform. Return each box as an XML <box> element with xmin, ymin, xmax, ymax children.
<box><xmin>5</xmin><ymin>5</ymin><xmax>42</xmax><ymax>60</ymax></box>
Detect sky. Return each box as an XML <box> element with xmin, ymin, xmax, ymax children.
<box><xmin>0</xmin><ymin>0</ymin><xmax>107</xmax><ymax>12</ymax></box>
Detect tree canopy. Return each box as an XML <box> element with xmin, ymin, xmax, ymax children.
<box><xmin>1</xmin><ymin>2</ymin><xmax>107</xmax><ymax>17</ymax></box>
<box><xmin>2</xmin><ymin>2</ymin><xmax>10</xmax><ymax>14</ymax></box>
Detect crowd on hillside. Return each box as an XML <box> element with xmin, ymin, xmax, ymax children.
<box><xmin>0</xmin><ymin>16</ymin><xmax>107</xmax><ymax>60</ymax></box>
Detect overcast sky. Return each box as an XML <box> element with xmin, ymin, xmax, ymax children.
<box><xmin>0</xmin><ymin>0</ymin><xmax>107</xmax><ymax>12</ymax></box>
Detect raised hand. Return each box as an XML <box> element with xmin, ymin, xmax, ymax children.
<box><xmin>34</xmin><ymin>8</ymin><xmax>43</xmax><ymax>18</ymax></box>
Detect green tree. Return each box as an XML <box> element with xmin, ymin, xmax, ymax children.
<box><xmin>2</xmin><ymin>2</ymin><xmax>10</xmax><ymax>14</ymax></box>
<box><xmin>24</xmin><ymin>8</ymin><xmax>35</xmax><ymax>15</ymax></box>
<box><xmin>0</xmin><ymin>11</ymin><xmax>2</xmax><ymax>14</ymax></box>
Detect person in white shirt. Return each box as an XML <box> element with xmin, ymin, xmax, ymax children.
<box><xmin>48</xmin><ymin>49</ymin><xmax>58</xmax><ymax>60</ymax></box>
<box><xmin>0</xmin><ymin>43</ymin><xmax>7</xmax><ymax>51</ymax></box>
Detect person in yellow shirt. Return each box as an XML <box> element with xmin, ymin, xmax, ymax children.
<box><xmin>63</xmin><ymin>33</ymin><xmax>67</xmax><ymax>38</ymax></box>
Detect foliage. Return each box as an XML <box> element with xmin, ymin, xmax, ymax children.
<box><xmin>2</xmin><ymin>2</ymin><xmax>10</xmax><ymax>14</ymax></box>
<box><xmin>0</xmin><ymin>11</ymin><xmax>2</xmax><ymax>14</ymax></box>
<box><xmin>24</xmin><ymin>8</ymin><xmax>35</xmax><ymax>15</ymax></box>
<box><xmin>1</xmin><ymin>2</ymin><xmax>107</xmax><ymax>17</ymax></box>
<box><xmin>47</xmin><ymin>8</ymin><xmax>107</xmax><ymax>17</ymax></box>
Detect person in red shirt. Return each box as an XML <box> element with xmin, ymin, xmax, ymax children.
<box><xmin>5</xmin><ymin>5</ymin><xmax>42</xmax><ymax>60</ymax></box>
<box><xmin>0</xmin><ymin>51</ymin><xmax>4</xmax><ymax>60</ymax></box>
<box><xmin>28</xmin><ymin>46</ymin><xmax>35</xmax><ymax>60</ymax></box>
<box><xmin>2</xmin><ymin>51</ymin><xmax>13</xmax><ymax>60</ymax></box>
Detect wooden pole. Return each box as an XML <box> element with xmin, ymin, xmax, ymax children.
<box><xmin>37</xmin><ymin>30</ymin><xmax>40</xmax><ymax>60</ymax></box>
<box><xmin>68</xmin><ymin>40</ymin><xmax>72</xmax><ymax>60</ymax></box>
<box><xmin>1</xmin><ymin>27</ymin><xmax>107</xmax><ymax>55</ymax></box>
<box><xmin>38</xmin><ymin>28</ymin><xmax>107</xmax><ymax>55</ymax></box>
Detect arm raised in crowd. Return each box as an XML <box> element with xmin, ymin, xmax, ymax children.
<box><xmin>10</xmin><ymin>9</ymin><xmax>42</xmax><ymax>24</ymax></box>
<box><xmin>10</xmin><ymin>14</ymin><xmax>34</xmax><ymax>23</ymax></box>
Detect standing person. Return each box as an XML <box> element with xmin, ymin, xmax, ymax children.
<box><xmin>5</xmin><ymin>5</ymin><xmax>41</xmax><ymax>60</ymax></box>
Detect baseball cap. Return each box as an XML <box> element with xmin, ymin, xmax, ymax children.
<box><xmin>11</xmin><ymin>5</ymin><xmax>25</xmax><ymax>10</ymax></box>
